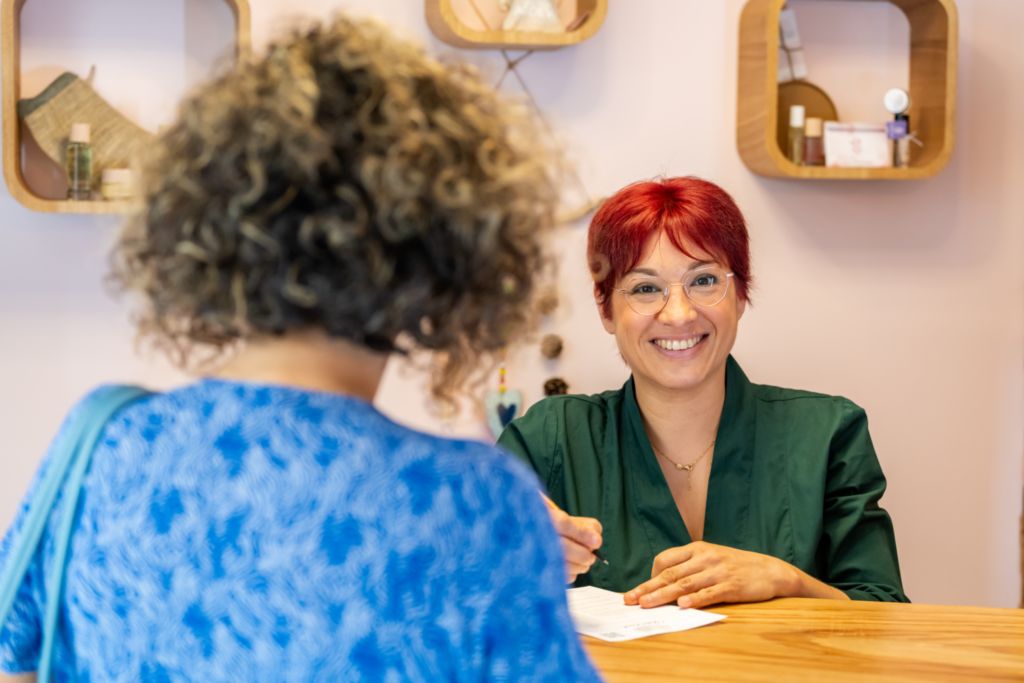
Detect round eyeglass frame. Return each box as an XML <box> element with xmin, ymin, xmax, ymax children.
<box><xmin>615</xmin><ymin>269</ymin><xmax>735</xmax><ymax>316</ymax></box>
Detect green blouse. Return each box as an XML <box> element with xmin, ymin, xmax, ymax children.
<box><xmin>497</xmin><ymin>356</ymin><xmax>908</xmax><ymax>602</ymax></box>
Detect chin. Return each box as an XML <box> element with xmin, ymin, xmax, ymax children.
<box><xmin>649</xmin><ymin>356</ymin><xmax>725</xmax><ymax>391</ymax></box>
<box><xmin>660</xmin><ymin>376</ymin><xmax>709</xmax><ymax>393</ymax></box>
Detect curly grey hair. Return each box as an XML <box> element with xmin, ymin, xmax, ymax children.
<box><xmin>110</xmin><ymin>14</ymin><xmax>559</xmax><ymax>403</ymax></box>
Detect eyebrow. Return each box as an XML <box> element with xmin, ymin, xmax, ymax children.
<box><xmin>625</xmin><ymin>261</ymin><xmax>716</xmax><ymax>277</ymax></box>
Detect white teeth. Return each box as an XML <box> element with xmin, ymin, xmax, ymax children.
<box><xmin>654</xmin><ymin>336</ymin><xmax>702</xmax><ymax>351</ymax></box>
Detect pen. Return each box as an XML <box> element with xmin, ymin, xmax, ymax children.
<box><xmin>540</xmin><ymin>492</ymin><xmax>609</xmax><ymax>566</ymax></box>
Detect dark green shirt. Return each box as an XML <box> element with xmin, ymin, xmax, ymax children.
<box><xmin>497</xmin><ymin>356</ymin><xmax>908</xmax><ymax>602</ymax></box>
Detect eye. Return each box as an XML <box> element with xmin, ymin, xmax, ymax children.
<box><xmin>629</xmin><ymin>282</ymin><xmax>663</xmax><ymax>296</ymax></box>
<box><xmin>689</xmin><ymin>272</ymin><xmax>719</xmax><ymax>289</ymax></box>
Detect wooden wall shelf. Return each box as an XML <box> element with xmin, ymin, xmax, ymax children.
<box><xmin>1</xmin><ymin>0</ymin><xmax>251</xmax><ymax>214</ymax></box>
<box><xmin>737</xmin><ymin>0</ymin><xmax>957</xmax><ymax>180</ymax></box>
<box><xmin>425</xmin><ymin>0</ymin><xmax>606</xmax><ymax>50</ymax></box>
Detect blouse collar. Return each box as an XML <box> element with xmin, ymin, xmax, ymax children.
<box><xmin>620</xmin><ymin>356</ymin><xmax>757</xmax><ymax>547</ymax></box>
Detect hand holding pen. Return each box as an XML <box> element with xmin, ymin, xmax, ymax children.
<box><xmin>540</xmin><ymin>494</ymin><xmax>608</xmax><ymax>584</ymax></box>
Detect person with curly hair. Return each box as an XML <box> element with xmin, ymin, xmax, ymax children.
<box><xmin>0</xmin><ymin>15</ymin><xmax>601</xmax><ymax>682</ymax></box>
<box><xmin>499</xmin><ymin>177</ymin><xmax>907</xmax><ymax>608</ymax></box>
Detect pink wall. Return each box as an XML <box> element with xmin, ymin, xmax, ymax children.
<box><xmin>0</xmin><ymin>0</ymin><xmax>1020</xmax><ymax>607</ymax></box>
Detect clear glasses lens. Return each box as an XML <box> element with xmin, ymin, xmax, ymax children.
<box><xmin>620</xmin><ymin>266</ymin><xmax>732</xmax><ymax>315</ymax></box>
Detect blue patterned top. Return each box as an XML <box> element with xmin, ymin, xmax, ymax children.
<box><xmin>0</xmin><ymin>379</ymin><xmax>600</xmax><ymax>681</ymax></box>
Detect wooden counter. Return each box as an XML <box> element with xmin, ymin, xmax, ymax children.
<box><xmin>584</xmin><ymin>597</ymin><xmax>1024</xmax><ymax>682</ymax></box>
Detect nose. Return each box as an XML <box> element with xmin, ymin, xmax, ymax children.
<box><xmin>657</xmin><ymin>284</ymin><xmax>697</xmax><ymax>323</ymax></box>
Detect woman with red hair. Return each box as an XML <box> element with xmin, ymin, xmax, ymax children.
<box><xmin>499</xmin><ymin>177</ymin><xmax>907</xmax><ymax>608</ymax></box>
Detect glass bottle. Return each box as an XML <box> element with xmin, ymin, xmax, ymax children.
<box><xmin>803</xmin><ymin>117</ymin><xmax>825</xmax><ymax>166</ymax></box>
<box><xmin>787</xmin><ymin>105</ymin><xmax>805</xmax><ymax>165</ymax></box>
<box><xmin>66</xmin><ymin>123</ymin><xmax>93</xmax><ymax>200</ymax></box>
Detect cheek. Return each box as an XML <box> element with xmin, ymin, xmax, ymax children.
<box><xmin>711</xmin><ymin>309</ymin><xmax>741</xmax><ymax>340</ymax></box>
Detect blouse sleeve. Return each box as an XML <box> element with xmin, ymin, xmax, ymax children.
<box><xmin>496</xmin><ymin>402</ymin><xmax>559</xmax><ymax>494</ymax></box>
<box><xmin>478</xmin><ymin>459</ymin><xmax>601</xmax><ymax>682</ymax></box>
<box><xmin>820</xmin><ymin>401</ymin><xmax>909</xmax><ymax>602</ymax></box>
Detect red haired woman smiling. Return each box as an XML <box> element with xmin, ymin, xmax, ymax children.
<box><xmin>499</xmin><ymin>176</ymin><xmax>908</xmax><ymax>608</ymax></box>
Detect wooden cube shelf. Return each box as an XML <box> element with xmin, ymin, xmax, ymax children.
<box><xmin>425</xmin><ymin>0</ymin><xmax>606</xmax><ymax>50</ymax></box>
<box><xmin>1</xmin><ymin>0</ymin><xmax>251</xmax><ymax>213</ymax></box>
<box><xmin>737</xmin><ymin>0</ymin><xmax>957</xmax><ymax>180</ymax></box>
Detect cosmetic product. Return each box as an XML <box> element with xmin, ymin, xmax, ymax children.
<box><xmin>100</xmin><ymin>168</ymin><xmax>134</xmax><ymax>200</ymax></box>
<box><xmin>883</xmin><ymin>88</ymin><xmax>910</xmax><ymax>116</ymax></box>
<box><xmin>890</xmin><ymin>114</ymin><xmax>911</xmax><ymax>168</ymax></box>
<box><xmin>883</xmin><ymin>88</ymin><xmax>912</xmax><ymax>168</ymax></box>
<box><xmin>803</xmin><ymin>117</ymin><xmax>825</xmax><ymax>166</ymax></box>
<box><xmin>65</xmin><ymin>122</ymin><xmax>93</xmax><ymax>200</ymax></box>
<box><xmin>823</xmin><ymin>122</ymin><xmax>889</xmax><ymax>168</ymax></box>
<box><xmin>787</xmin><ymin>105</ymin><xmax>805</xmax><ymax>165</ymax></box>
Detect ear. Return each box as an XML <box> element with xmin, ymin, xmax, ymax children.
<box><xmin>736</xmin><ymin>295</ymin><xmax>747</xmax><ymax>320</ymax></box>
<box><xmin>595</xmin><ymin>293</ymin><xmax>616</xmax><ymax>335</ymax></box>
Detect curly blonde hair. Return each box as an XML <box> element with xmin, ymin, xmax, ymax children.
<box><xmin>110</xmin><ymin>15</ymin><xmax>558</xmax><ymax>403</ymax></box>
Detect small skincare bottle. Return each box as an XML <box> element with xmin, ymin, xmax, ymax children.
<box><xmin>66</xmin><ymin>122</ymin><xmax>93</xmax><ymax>200</ymax></box>
<box><xmin>788</xmin><ymin>105</ymin><xmax>806</xmax><ymax>165</ymax></box>
<box><xmin>803</xmin><ymin>117</ymin><xmax>825</xmax><ymax>166</ymax></box>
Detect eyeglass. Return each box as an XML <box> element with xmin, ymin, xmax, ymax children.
<box><xmin>615</xmin><ymin>265</ymin><xmax>735</xmax><ymax>316</ymax></box>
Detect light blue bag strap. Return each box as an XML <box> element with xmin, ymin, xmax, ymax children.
<box><xmin>0</xmin><ymin>384</ymin><xmax>151</xmax><ymax>683</ymax></box>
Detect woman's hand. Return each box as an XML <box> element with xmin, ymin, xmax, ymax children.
<box><xmin>541</xmin><ymin>495</ymin><xmax>603</xmax><ymax>583</ymax></box>
<box><xmin>623</xmin><ymin>541</ymin><xmax>848</xmax><ymax>609</ymax></box>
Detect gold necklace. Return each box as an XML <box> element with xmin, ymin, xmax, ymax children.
<box><xmin>652</xmin><ymin>439</ymin><xmax>716</xmax><ymax>491</ymax></box>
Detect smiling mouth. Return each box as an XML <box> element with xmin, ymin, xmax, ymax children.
<box><xmin>652</xmin><ymin>335</ymin><xmax>708</xmax><ymax>351</ymax></box>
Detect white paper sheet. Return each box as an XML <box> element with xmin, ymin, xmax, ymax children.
<box><xmin>566</xmin><ymin>586</ymin><xmax>726</xmax><ymax>642</ymax></box>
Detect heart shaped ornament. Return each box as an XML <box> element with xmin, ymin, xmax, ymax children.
<box><xmin>484</xmin><ymin>389</ymin><xmax>523</xmax><ymax>439</ymax></box>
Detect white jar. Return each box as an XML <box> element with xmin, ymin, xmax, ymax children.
<box><xmin>100</xmin><ymin>168</ymin><xmax>134</xmax><ymax>200</ymax></box>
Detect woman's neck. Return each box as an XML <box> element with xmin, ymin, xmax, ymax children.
<box><xmin>633</xmin><ymin>369</ymin><xmax>727</xmax><ymax>457</ymax></box>
<box><xmin>212</xmin><ymin>331</ymin><xmax>389</xmax><ymax>402</ymax></box>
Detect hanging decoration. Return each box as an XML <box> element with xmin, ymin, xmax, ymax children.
<box><xmin>536</xmin><ymin>288</ymin><xmax>559</xmax><ymax>317</ymax></box>
<box><xmin>540</xmin><ymin>333</ymin><xmax>563</xmax><ymax>359</ymax></box>
<box><xmin>484</xmin><ymin>361</ymin><xmax>523</xmax><ymax>438</ymax></box>
<box><xmin>543</xmin><ymin>377</ymin><xmax>569</xmax><ymax>396</ymax></box>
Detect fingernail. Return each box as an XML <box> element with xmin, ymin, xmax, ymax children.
<box><xmin>678</xmin><ymin>597</ymin><xmax>692</xmax><ymax>608</ymax></box>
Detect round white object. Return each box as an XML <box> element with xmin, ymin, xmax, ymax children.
<box><xmin>883</xmin><ymin>88</ymin><xmax>910</xmax><ymax>114</ymax></box>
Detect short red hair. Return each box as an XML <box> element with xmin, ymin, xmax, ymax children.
<box><xmin>587</xmin><ymin>177</ymin><xmax>752</xmax><ymax>317</ymax></box>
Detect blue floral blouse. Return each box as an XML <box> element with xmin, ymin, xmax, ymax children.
<box><xmin>0</xmin><ymin>379</ymin><xmax>600</xmax><ymax>681</ymax></box>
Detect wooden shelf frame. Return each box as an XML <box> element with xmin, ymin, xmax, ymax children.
<box><xmin>425</xmin><ymin>0</ymin><xmax>607</xmax><ymax>50</ymax></box>
<box><xmin>737</xmin><ymin>0</ymin><xmax>958</xmax><ymax>180</ymax></box>
<box><xmin>1</xmin><ymin>0</ymin><xmax>251</xmax><ymax>213</ymax></box>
